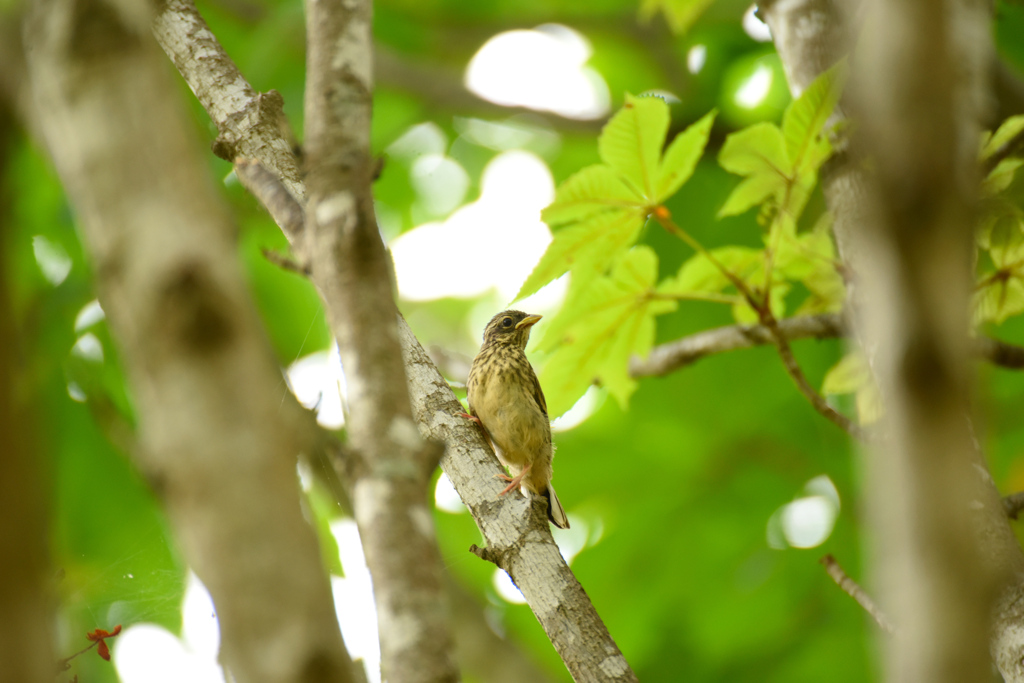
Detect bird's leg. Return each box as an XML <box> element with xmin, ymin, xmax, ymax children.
<box><xmin>458</xmin><ymin>411</ymin><xmax>496</xmax><ymax>452</ymax></box>
<box><xmin>497</xmin><ymin>463</ymin><xmax>532</xmax><ymax>496</ymax></box>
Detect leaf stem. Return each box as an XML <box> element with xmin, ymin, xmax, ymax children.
<box><xmin>654</xmin><ymin>206</ymin><xmax>862</xmax><ymax>440</ymax></box>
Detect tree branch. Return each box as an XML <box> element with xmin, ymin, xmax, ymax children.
<box><xmin>633</xmin><ymin>310</ymin><xmax>1024</xmax><ymax>380</ymax></box>
<box><xmin>301</xmin><ymin>0</ymin><xmax>459</xmax><ymax>679</ymax></box>
<box><xmin>760</xmin><ymin>1</ymin><xmax>1024</xmax><ymax>681</ymax></box>
<box><xmin>151</xmin><ymin>3</ymin><xmax>638</xmax><ymax>679</ymax></box>
<box><xmin>631</xmin><ymin>313</ymin><xmax>844</xmax><ymax>376</ymax></box>
<box><xmin>235</xmin><ymin>159</ymin><xmax>305</xmax><ymax>240</ymax></box>
<box><xmin>25</xmin><ymin>0</ymin><xmax>357</xmax><ymax>680</ymax></box>
<box><xmin>819</xmin><ymin>554</ymin><xmax>895</xmax><ymax>634</ymax></box>
<box><xmin>399</xmin><ymin>319</ymin><xmax>638</xmax><ymax>682</ymax></box>
<box><xmin>152</xmin><ymin>0</ymin><xmax>304</xmax><ymax>201</ymax></box>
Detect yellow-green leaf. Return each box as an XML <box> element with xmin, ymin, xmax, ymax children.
<box><xmin>822</xmin><ymin>352</ymin><xmax>870</xmax><ymax>396</ymax></box>
<box><xmin>982</xmin><ymin>158</ymin><xmax>1024</xmax><ymax>197</ymax></box>
<box><xmin>537</xmin><ymin>246</ymin><xmax>674</xmax><ymax>416</ymax></box>
<box><xmin>974</xmin><ymin>275</ymin><xmax>1024</xmax><ymax>326</ymax></box>
<box><xmin>719</xmin><ymin>122</ymin><xmax>790</xmax><ymax>177</ymax></box>
<box><xmin>717</xmin><ymin>173</ymin><xmax>786</xmax><ymax>218</ymax></box>
<box><xmin>856</xmin><ymin>381</ymin><xmax>883</xmax><ymax>425</ymax></box>
<box><xmin>661</xmin><ymin>246</ymin><xmax>762</xmax><ymax>295</ymax></box>
<box><xmin>515</xmin><ymin>209</ymin><xmax>644</xmax><ymax>301</ymax></box>
<box><xmin>822</xmin><ymin>352</ymin><xmax>881</xmax><ymax>425</ymax></box>
<box><xmin>542</xmin><ymin>165</ymin><xmax>643</xmax><ymax>225</ymax></box>
<box><xmin>639</xmin><ymin>0</ymin><xmax>716</xmax><ymax>34</ymax></box>
<box><xmin>656</xmin><ymin>110</ymin><xmax>716</xmax><ymax>201</ymax></box>
<box><xmin>982</xmin><ymin>114</ymin><xmax>1024</xmax><ymax>162</ymax></box>
<box><xmin>781</xmin><ymin>61</ymin><xmax>845</xmax><ymax>175</ymax></box>
<box><xmin>598</xmin><ymin>94</ymin><xmax>670</xmax><ymax>199</ymax></box>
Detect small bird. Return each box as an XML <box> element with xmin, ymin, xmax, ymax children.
<box><xmin>460</xmin><ymin>310</ymin><xmax>569</xmax><ymax>529</ymax></box>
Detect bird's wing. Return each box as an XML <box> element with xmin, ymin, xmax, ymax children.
<box><xmin>529</xmin><ymin>369</ymin><xmax>548</xmax><ymax>418</ymax></box>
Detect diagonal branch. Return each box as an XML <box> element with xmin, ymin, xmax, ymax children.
<box><xmin>152</xmin><ymin>2</ymin><xmax>637</xmax><ymax>680</ymax></box>
<box><xmin>630</xmin><ymin>312</ymin><xmax>1024</xmax><ymax>377</ymax></box>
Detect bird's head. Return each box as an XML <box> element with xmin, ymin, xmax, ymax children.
<box><xmin>482</xmin><ymin>310</ymin><xmax>542</xmax><ymax>348</ymax></box>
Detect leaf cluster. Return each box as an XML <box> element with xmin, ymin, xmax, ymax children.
<box><xmin>519</xmin><ymin>65</ymin><xmax>848</xmax><ymax>418</ymax></box>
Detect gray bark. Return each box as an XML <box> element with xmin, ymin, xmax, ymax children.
<box><xmin>23</xmin><ymin>1</ymin><xmax>356</xmax><ymax>681</ymax></box>
<box><xmin>760</xmin><ymin>0</ymin><xmax>1024</xmax><ymax>680</ymax></box>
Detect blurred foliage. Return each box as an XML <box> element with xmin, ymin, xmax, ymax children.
<box><xmin>3</xmin><ymin>0</ymin><xmax>1024</xmax><ymax>682</ymax></box>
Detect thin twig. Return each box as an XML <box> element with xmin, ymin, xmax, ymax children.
<box><xmin>820</xmin><ymin>554</ymin><xmax>896</xmax><ymax>634</ymax></box>
<box><xmin>632</xmin><ymin>314</ymin><xmax>1024</xmax><ymax>377</ymax></box>
<box><xmin>630</xmin><ymin>313</ymin><xmax>845</xmax><ymax>376</ymax></box>
<box><xmin>260</xmin><ymin>248</ymin><xmax>309</xmax><ymax>276</ymax></box>
<box><xmin>763</xmin><ymin>315</ymin><xmax>864</xmax><ymax>440</ymax></box>
<box><xmin>655</xmin><ymin>209</ymin><xmax>862</xmax><ymax>439</ymax></box>
<box><xmin>235</xmin><ymin>158</ymin><xmax>305</xmax><ymax>238</ymax></box>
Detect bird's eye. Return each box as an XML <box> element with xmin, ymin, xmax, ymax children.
<box><xmin>501</xmin><ymin>317</ymin><xmax>513</xmax><ymax>328</ymax></box>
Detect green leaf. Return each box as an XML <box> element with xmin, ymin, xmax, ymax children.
<box><xmin>639</xmin><ymin>0</ymin><xmax>716</xmax><ymax>34</ymax></box>
<box><xmin>822</xmin><ymin>352</ymin><xmax>869</xmax><ymax>396</ymax></box>
<box><xmin>542</xmin><ymin>165</ymin><xmax>643</xmax><ymax>226</ymax></box>
<box><xmin>974</xmin><ymin>275</ymin><xmax>1024</xmax><ymax>325</ymax></box>
<box><xmin>717</xmin><ymin>123</ymin><xmax>791</xmax><ymax>218</ymax></box>
<box><xmin>521</xmin><ymin>99</ymin><xmax>716</xmax><ymax>303</ymax></box>
<box><xmin>661</xmin><ymin>246</ymin><xmax>762</xmax><ymax>295</ymax></box>
<box><xmin>598</xmin><ymin>94</ymin><xmax>670</xmax><ymax>198</ymax></box>
<box><xmin>719</xmin><ymin>122</ymin><xmax>790</xmax><ymax>176</ymax></box>
<box><xmin>515</xmin><ymin>209</ymin><xmax>644</xmax><ymax>301</ymax></box>
<box><xmin>982</xmin><ymin>158</ymin><xmax>1024</xmax><ymax>197</ymax></box>
<box><xmin>986</xmin><ymin>214</ymin><xmax>1024</xmax><ymax>268</ymax></box>
<box><xmin>781</xmin><ymin>61</ymin><xmax>846</xmax><ymax>175</ymax></box>
<box><xmin>982</xmin><ymin>114</ymin><xmax>1024</xmax><ymax>161</ymax></box>
<box><xmin>822</xmin><ymin>352</ymin><xmax>881</xmax><ymax>424</ymax></box>
<box><xmin>856</xmin><ymin>381</ymin><xmax>883</xmax><ymax>425</ymax></box>
<box><xmin>656</xmin><ymin>110</ymin><xmax>716</xmax><ymax>201</ymax></box>
<box><xmin>538</xmin><ymin>247</ymin><xmax>675</xmax><ymax>416</ymax></box>
<box><xmin>717</xmin><ymin>174</ymin><xmax>786</xmax><ymax>218</ymax></box>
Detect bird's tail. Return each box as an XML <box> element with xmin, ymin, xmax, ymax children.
<box><xmin>545</xmin><ymin>485</ymin><xmax>570</xmax><ymax>529</ymax></box>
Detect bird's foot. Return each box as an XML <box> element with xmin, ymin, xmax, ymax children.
<box><xmin>457</xmin><ymin>411</ymin><xmax>481</xmax><ymax>425</ymax></box>
<box><xmin>497</xmin><ymin>464</ymin><xmax>532</xmax><ymax>497</ymax></box>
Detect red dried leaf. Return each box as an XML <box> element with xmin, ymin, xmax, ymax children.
<box><xmin>96</xmin><ymin>640</ymin><xmax>110</xmax><ymax>661</ymax></box>
<box><xmin>86</xmin><ymin>624</ymin><xmax>122</xmax><ymax>641</ymax></box>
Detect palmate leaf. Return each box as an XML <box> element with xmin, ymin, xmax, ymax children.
<box><xmin>718</xmin><ymin>65</ymin><xmax>842</xmax><ymax>221</ymax></box>
<box><xmin>981</xmin><ymin>114</ymin><xmax>1024</xmax><ymax>162</ymax></box>
<box><xmin>599</xmin><ymin>94</ymin><xmax>670</xmax><ymax>197</ymax></box>
<box><xmin>781</xmin><ymin>61</ymin><xmax>846</xmax><ymax>175</ymax></box>
<box><xmin>538</xmin><ymin>247</ymin><xmax>676</xmax><ymax>417</ymax></box>
<box><xmin>639</xmin><ymin>0</ymin><xmax>716</xmax><ymax>34</ymax></box>
<box><xmin>516</xmin><ymin>98</ymin><xmax>715</xmax><ymax>302</ymax></box>
<box><xmin>974</xmin><ymin>274</ymin><xmax>1024</xmax><ymax>326</ymax></box>
<box><xmin>822</xmin><ymin>352</ymin><xmax>881</xmax><ymax>425</ymax></box>
<box><xmin>717</xmin><ymin>123</ymin><xmax>790</xmax><ymax>219</ymax></box>
<box><xmin>657</xmin><ymin>110</ymin><xmax>717</xmax><ymax>200</ymax></box>
<box><xmin>518</xmin><ymin>209</ymin><xmax>646</xmax><ymax>302</ymax></box>
<box><xmin>659</xmin><ymin>246</ymin><xmax>763</xmax><ymax>296</ymax></box>
<box><xmin>542</xmin><ymin>165</ymin><xmax>642</xmax><ymax>225</ymax></box>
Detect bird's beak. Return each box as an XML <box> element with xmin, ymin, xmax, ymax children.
<box><xmin>515</xmin><ymin>314</ymin><xmax>542</xmax><ymax>330</ymax></box>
